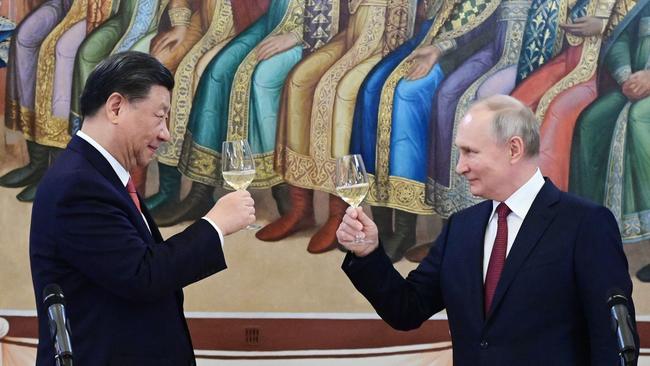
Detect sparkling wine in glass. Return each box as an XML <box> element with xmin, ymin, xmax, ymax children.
<box><xmin>335</xmin><ymin>154</ymin><xmax>370</xmax><ymax>243</ymax></box>
<box><xmin>222</xmin><ymin>140</ymin><xmax>260</xmax><ymax>230</ymax></box>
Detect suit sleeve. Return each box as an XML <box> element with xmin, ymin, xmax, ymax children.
<box><xmin>574</xmin><ymin>205</ymin><xmax>638</xmax><ymax>365</ymax></box>
<box><xmin>342</xmin><ymin>217</ymin><xmax>451</xmax><ymax>330</ymax></box>
<box><xmin>54</xmin><ymin>175</ymin><xmax>226</xmax><ymax>302</ymax></box>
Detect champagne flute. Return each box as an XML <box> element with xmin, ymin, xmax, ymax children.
<box><xmin>335</xmin><ymin>154</ymin><xmax>370</xmax><ymax>243</ymax></box>
<box><xmin>222</xmin><ymin>140</ymin><xmax>260</xmax><ymax>230</ymax></box>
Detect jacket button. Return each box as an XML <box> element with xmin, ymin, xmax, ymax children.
<box><xmin>480</xmin><ymin>340</ymin><xmax>488</xmax><ymax>349</ymax></box>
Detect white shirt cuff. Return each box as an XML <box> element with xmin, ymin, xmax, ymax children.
<box><xmin>201</xmin><ymin>217</ymin><xmax>224</xmax><ymax>247</ymax></box>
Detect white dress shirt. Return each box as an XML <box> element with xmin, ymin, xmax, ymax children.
<box><xmin>482</xmin><ymin>168</ymin><xmax>545</xmax><ymax>281</ymax></box>
<box><xmin>76</xmin><ymin>131</ymin><xmax>224</xmax><ymax>245</ymax></box>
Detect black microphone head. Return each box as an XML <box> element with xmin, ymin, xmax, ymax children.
<box><xmin>43</xmin><ymin>284</ymin><xmax>65</xmax><ymax>308</ymax></box>
<box><xmin>607</xmin><ymin>288</ymin><xmax>628</xmax><ymax>307</ymax></box>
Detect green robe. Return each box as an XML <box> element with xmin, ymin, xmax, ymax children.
<box><xmin>177</xmin><ymin>0</ymin><xmax>305</xmax><ymax>188</ymax></box>
<box><xmin>570</xmin><ymin>1</ymin><xmax>650</xmax><ymax>242</ymax></box>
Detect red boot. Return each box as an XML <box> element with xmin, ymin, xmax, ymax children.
<box><xmin>256</xmin><ymin>185</ymin><xmax>316</xmax><ymax>241</ymax></box>
<box><xmin>307</xmin><ymin>194</ymin><xmax>348</xmax><ymax>253</ymax></box>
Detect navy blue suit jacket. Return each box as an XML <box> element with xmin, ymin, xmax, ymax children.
<box><xmin>30</xmin><ymin>136</ymin><xmax>226</xmax><ymax>366</ymax></box>
<box><xmin>344</xmin><ymin>180</ymin><xmax>637</xmax><ymax>365</ymax></box>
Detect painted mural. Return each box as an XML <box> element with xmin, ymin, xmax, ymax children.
<box><xmin>2</xmin><ymin>0</ymin><xmax>650</xmax><ymax>307</ymax></box>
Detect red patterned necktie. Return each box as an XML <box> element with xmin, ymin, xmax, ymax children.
<box><xmin>126</xmin><ymin>178</ymin><xmax>142</xmax><ymax>213</ymax></box>
<box><xmin>484</xmin><ymin>202</ymin><xmax>511</xmax><ymax>315</ymax></box>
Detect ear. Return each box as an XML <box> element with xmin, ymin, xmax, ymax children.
<box><xmin>105</xmin><ymin>92</ymin><xmax>126</xmax><ymax>124</ymax></box>
<box><xmin>508</xmin><ymin>136</ymin><xmax>525</xmax><ymax>163</ymax></box>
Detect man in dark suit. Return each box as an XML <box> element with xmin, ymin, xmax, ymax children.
<box><xmin>337</xmin><ymin>95</ymin><xmax>638</xmax><ymax>365</ymax></box>
<box><xmin>30</xmin><ymin>51</ymin><xmax>256</xmax><ymax>365</ymax></box>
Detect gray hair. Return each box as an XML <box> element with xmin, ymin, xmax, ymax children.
<box><xmin>473</xmin><ymin>95</ymin><xmax>540</xmax><ymax>157</ymax></box>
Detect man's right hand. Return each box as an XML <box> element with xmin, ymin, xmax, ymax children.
<box><xmin>336</xmin><ymin>207</ymin><xmax>379</xmax><ymax>257</ymax></box>
<box><xmin>206</xmin><ymin>190</ymin><xmax>255</xmax><ymax>235</ymax></box>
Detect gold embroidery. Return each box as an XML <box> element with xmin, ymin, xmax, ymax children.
<box><xmin>365</xmin><ymin>174</ymin><xmax>433</xmax><ymax>214</ymax></box>
<box><xmin>178</xmin><ymin>132</ymin><xmax>283</xmax><ymax>188</ymax></box>
<box><xmin>604</xmin><ymin>0</ymin><xmax>637</xmax><ymax>37</ymax></box>
<box><xmin>33</xmin><ymin>0</ymin><xmax>88</xmax><ymax>149</ymax></box>
<box><xmin>157</xmin><ymin>0</ymin><xmax>235</xmax><ymax>166</ymax></box>
<box><xmin>168</xmin><ymin>7</ymin><xmax>192</xmax><ymax>27</ymax></box>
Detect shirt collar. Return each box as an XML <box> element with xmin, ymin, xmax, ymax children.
<box><xmin>491</xmin><ymin>168</ymin><xmax>545</xmax><ymax>220</ymax></box>
<box><xmin>77</xmin><ymin>130</ymin><xmax>130</xmax><ymax>187</ymax></box>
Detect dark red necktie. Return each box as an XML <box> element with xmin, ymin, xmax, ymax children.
<box><xmin>484</xmin><ymin>202</ymin><xmax>511</xmax><ymax>315</ymax></box>
<box><xmin>126</xmin><ymin>178</ymin><xmax>142</xmax><ymax>213</ymax></box>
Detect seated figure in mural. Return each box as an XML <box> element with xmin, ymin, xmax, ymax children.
<box><xmin>570</xmin><ymin>0</ymin><xmax>650</xmax><ymax>275</ymax></box>
<box><xmin>68</xmin><ymin>0</ymin><xmax>170</xmax><ymax>136</ymax></box>
<box><xmin>348</xmin><ymin>0</ymin><xmax>499</xmax><ymax>262</ymax></box>
<box><xmin>145</xmin><ymin>0</ymin><xmax>270</xmax><ymax>215</ymax></box>
<box><xmin>511</xmin><ymin>0</ymin><xmax>632</xmax><ymax>191</ymax></box>
<box><xmin>20</xmin><ymin>0</ymin><xmax>115</xmax><ymax>203</ymax></box>
<box><xmin>257</xmin><ymin>0</ymin><xmax>416</xmax><ymax>254</ymax></box>
<box><xmin>401</xmin><ymin>0</ymin><xmax>582</xmax><ymax>261</ymax></box>
<box><xmin>157</xmin><ymin>0</ymin><xmax>338</xmax><ymax>227</ymax></box>
<box><xmin>0</xmin><ymin>0</ymin><xmax>73</xmax><ymax>201</ymax></box>
<box><xmin>424</xmin><ymin>0</ymin><xmax>586</xmax><ymax>228</ymax></box>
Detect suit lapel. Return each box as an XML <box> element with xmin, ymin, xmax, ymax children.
<box><xmin>466</xmin><ymin>201</ymin><xmax>494</xmax><ymax>323</ymax></box>
<box><xmin>68</xmin><ymin>136</ymin><xmax>157</xmax><ymax>242</ymax></box>
<box><xmin>485</xmin><ymin>180</ymin><xmax>561</xmax><ymax>321</ymax></box>
<box><xmin>140</xmin><ymin>195</ymin><xmax>164</xmax><ymax>243</ymax></box>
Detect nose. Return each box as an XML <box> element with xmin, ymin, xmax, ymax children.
<box><xmin>456</xmin><ymin>155</ymin><xmax>468</xmax><ymax>175</ymax></box>
<box><xmin>159</xmin><ymin>122</ymin><xmax>171</xmax><ymax>142</ymax></box>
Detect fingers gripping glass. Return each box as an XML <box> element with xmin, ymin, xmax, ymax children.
<box><xmin>335</xmin><ymin>154</ymin><xmax>370</xmax><ymax>244</ymax></box>
<box><xmin>222</xmin><ymin>140</ymin><xmax>260</xmax><ymax>230</ymax></box>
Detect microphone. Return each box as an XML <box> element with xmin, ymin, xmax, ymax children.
<box><xmin>607</xmin><ymin>289</ymin><xmax>637</xmax><ymax>366</ymax></box>
<box><xmin>43</xmin><ymin>284</ymin><xmax>73</xmax><ymax>366</ymax></box>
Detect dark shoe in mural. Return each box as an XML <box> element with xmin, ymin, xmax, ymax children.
<box><xmin>256</xmin><ymin>185</ymin><xmax>315</xmax><ymax>241</ymax></box>
<box><xmin>307</xmin><ymin>194</ymin><xmax>347</xmax><ymax>254</ymax></box>
<box><xmin>271</xmin><ymin>183</ymin><xmax>291</xmax><ymax>216</ymax></box>
<box><xmin>636</xmin><ymin>264</ymin><xmax>650</xmax><ymax>282</ymax></box>
<box><xmin>145</xmin><ymin>162</ymin><xmax>181</xmax><ymax>212</ymax></box>
<box><xmin>383</xmin><ymin>210</ymin><xmax>417</xmax><ymax>263</ymax></box>
<box><xmin>371</xmin><ymin>206</ymin><xmax>394</xmax><ymax>245</ymax></box>
<box><xmin>404</xmin><ymin>242</ymin><xmax>432</xmax><ymax>263</ymax></box>
<box><xmin>0</xmin><ymin>141</ymin><xmax>49</xmax><ymax>188</ymax></box>
<box><xmin>153</xmin><ymin>182</ymin><xmax>214</xmax><ymax>227</ymax></box>
<box><xmin>16</xmin><ymin>182</ymin><xmax>38</xmax><ymax>202</ymax></box>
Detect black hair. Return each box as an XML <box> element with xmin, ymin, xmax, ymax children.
<box><xmin>79</xmin><ymin>51</ymin><xmax>174</xmax><ymax>118</ymax></box>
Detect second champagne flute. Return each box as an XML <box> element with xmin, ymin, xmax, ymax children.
<box><xmin>335</xmin><ymin>154</ymin><xmax>370</xmax><ymax>244</ymax></box>
<box><xmin>221</xmin><ymin>140</ymin><xmax>260</xmax><ymax>230</ymax></box>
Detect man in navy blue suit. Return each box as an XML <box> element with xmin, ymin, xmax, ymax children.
<box><xmin>30</xmin><ymin>51</ymin><xmax>256</xmax><ymax>365</ymax></box>
<box><xmin>337</xmin><ymin>95</ymin><xmax>638</xmax><ymax>365</ymax></box>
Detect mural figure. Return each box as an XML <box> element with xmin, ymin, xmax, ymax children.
<box><xmin>512</xmin><ymin>0</ymin><xmax>628</xmax><ymax>190</ymax></box>
<box><xmin>159</xmin><ymin>0</ymin><xmax>333</xmax><ymax>227</ymax></box>
<box><xmin>69</xmin><ymin>0</ymin><xmax>169</xmax><ymax>134</ymax></box>
<box><xmin>146</xmin><ymin>0</ymin><xmax>267</xmax><ymax>215</ymax></box>
<box><xmin>19</xmin><ymin>0</ymin><xmax>115</xmax><ymax>202</ymax></box>
<box><xmin>570</xmin><ymin>0</ymin><xmax>650</xmax><ymax>247</ymax></box>
<box><xmin>349</xmin><ymin>0</ymin><xmax>500</xmax><ymax>262</ymax></box>
<box><xmin>1</xmin><ymin>0</ymin><xmax>73</xmax><ymax>201</ymax></box>
<box><xmin>258</xmin><ymin>0</ymin><xmax>415</xmax><ymax>253</ymax></box>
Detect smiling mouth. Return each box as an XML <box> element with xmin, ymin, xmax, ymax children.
<box><xmin>148</xmin><ymin>145</ymin><xmax>158</xmax><ymax>152</ymax></box>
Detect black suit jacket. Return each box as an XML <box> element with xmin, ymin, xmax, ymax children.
<box><xmin>344</xmin><ymin>180</ymin><xmax>637</xmax><ymax>365</ymax></box>
<box><xmin>30</xmin><ymin>136</ymin><xmax>226</xmax><ymax>366</ymax></box>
